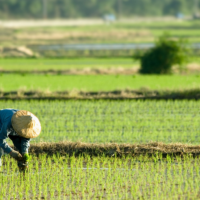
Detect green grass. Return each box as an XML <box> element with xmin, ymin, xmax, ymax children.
<box><xmin>2</xmin><ymin>100</ymin><xmax>200</xmax><ymax>144</ymax></box>
<box><xmin>0</xmin><ymin>74</ymin><xmax>200</xmax><ymax>91</ymax></box>
<box><xmin>0</xmin><ymin>56</ymin><xmax>200</xmax><ymax>72</ymax></box>
<box><xmin>1</xmin><ymin>154</ymin><xmax>200</xmax><ymax>199</ymax></box>
<box><xmin>0</xmin><ymin>58</ymin><xmax>136</xmax><ymax>71</ymax></box>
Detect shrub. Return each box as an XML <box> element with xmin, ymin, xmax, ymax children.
<box><xmin>138</xmin><ymin>34</ymin><xmax>188</xmax><ymax>74</ymax></box>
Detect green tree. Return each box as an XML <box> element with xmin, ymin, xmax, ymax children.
<box><xmin>163</xmin><ymin>0</ymin><xmax>187</xmax><ymax>15</ymax></box>
<box><xmin>0</xmin><ymin>0</ymin><xmax>197</xmax><ymax>19</ymax></box>
<box><xmin>139</xmin><ymin>34</ymin><xmax>188</xmax><ymax>74</ymax></box>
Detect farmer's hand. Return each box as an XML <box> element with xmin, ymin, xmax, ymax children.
<box><xmin>18</xmin><ymin>161</ymin><xmax>28</xmax><ymax>171</ymax></box>
<box><xmin>10</xmin><ymin>150</ymin><xmax>22</xmax><ymax>161</ymax></box>
<box><xmin>18</xmin><ymin>153</ymin><xmax>29</xmax><ymax>172</ymax></box>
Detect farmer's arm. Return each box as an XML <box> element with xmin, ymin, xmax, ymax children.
<box><xmin>0</xmin><ymin>122</ymin><xmax>13</xmax><ymax>153</ymax></box>
<box><xmin>20</xmin><ymin>138</ymin><xmax>30</xmax><ymax>154</ymax></box>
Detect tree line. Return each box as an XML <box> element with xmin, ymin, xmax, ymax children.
<box><xmin>0</xmin><ymin>0</ymin><xmax>198</xmax><ymax>19</ymax></box>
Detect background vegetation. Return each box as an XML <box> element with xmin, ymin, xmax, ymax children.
<box><xmin>0</xmin><ymin>0</ymin><xmax>199</xmax><ymax>19</ymax></box>
<box><xmin>139</xmin><ymin>34</ymin><xmax>188</xmax><ymax>74</ymax></box>
<box><xmin>2</xmin><ymin>154</ymin><xmax>200</xmax><ymax>199</ymax></box>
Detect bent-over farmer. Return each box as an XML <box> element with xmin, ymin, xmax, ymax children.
<box><xmin>0</xmin><ymin>109</ymin><xmax>41</xmax><ymax>171</ymax></box>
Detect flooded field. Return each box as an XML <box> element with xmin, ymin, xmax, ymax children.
<box><xmin>1</xmin><ymin>100</ymin><xmax>200</xmax><ymax>145</ymax></box>
<box><xmin>1</xmin><ymin>154</ymin><xmax>200</xmax><ymax>200</ymax></box>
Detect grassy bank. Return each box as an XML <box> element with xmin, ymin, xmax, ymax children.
<box><xmin>0</xmin><ymin>74</ymin><xmax>200</xmax><ymax>92</ymax></box>
<box><xmin>0</xmin><ymin>58</ymin><xmax>136</xmax><ymax>70</ymax></box>
<box><xmin>0</xmin><ymin>57</ymin><xmax>200</xmax><ymax>72</ymax></box>
<box><xmin>27</xmin><ymin>141</ymin><xmax>200</xmax><ymax>157</ymax></box>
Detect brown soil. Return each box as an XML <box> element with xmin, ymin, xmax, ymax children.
<box><xmin>0</xmin><ymin>63</ymin><xmax>200</xmax><ymax>75</ymax></box>
<box><xmin>0</xmin><ymin>46</ymin><xmax>35</xmax><ymax>58</ymax></box>
<box><xmin>0</xmin><ymin>67</ymin><xmax>139</xmax><ymax>75</ymax></box>
<box><xmin>28</xmin><ymin>141</ymin><xmax>200</xmax><ymax>157</ymax></box>
<box><xmin>1</xmin><ymin>88</ymin><xmax>200</xmax><ymax>100</ymax></box>
<box><xmin>1</xmin><ymin>64</ymin><xmax>200</xmax><ymax>75</ymax></box>
<box><xmin>16</xmin><ymin>30</ymin><xmax>151</xmax><ymax>41</ymax></box>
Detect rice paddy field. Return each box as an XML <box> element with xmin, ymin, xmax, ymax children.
<box><xmin>1</xmin><ymin>100</ymin><xmax>200</xmax><ymax>144</ymax></box>
<box><xmin>0</xmin><ymin>58</ymin><xmax>137</xmax><ymax>71</ymax></box>
<box><xmin>0</xmin><ymin>57</ymin><xmax>200</xmax><ymax>71</ymax></box>
<box><xmin>1</xmin><ymin>96</ymin><xmax>200</xmax><ymax>199</ymax></box>
<box><xmin>2</xmin><ymin>19</ymin><xmax>200</xmax><ymax>199</ymax></box>
<box><xmin>1</xmin><ymin>63</ymin><xmax>200</xmax><ymax>200</ymax></box>
<box><xmin>0</xmin><ymin>74</ymin><xmax>200</xmax><ymax>92</ymax></box>
<box><xmin>1</xmin><ymin>153</ymin><xmax>200</xmax><ymax>200</ymax></box>
<box><xmin>2</xmin><ymin>95</ymin><xmax>200</xmax><ymax>199</ymax></box>
<box><xmin>1</xmin><ymin>60</ymin><xmax>200</xmax><ymax>199</ymax></box>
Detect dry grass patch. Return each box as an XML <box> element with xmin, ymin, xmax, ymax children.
<box><xmin>15</xmin><ymin>30</ymin><xmax>151</xmax><ymax>41</ymax></box>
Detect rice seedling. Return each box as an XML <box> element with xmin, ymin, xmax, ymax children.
<box><xmin>1</xmin><ymin>99</ymin><xmax>199</xmax><ymax>199</ymax></box>
<box><xmin>1</xmin><ymin>154</ymin><xmax>200</xmax><ymax>199</ymax></box>
<box><xmin>1</xmin><ymin>100</ymin><xmax>200</xmax><ymax>144</ymax></box>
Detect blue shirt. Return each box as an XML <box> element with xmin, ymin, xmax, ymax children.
<box><xmin>0</xmin><ymin>109</ymin><xmax>30</xmax><ymax>154</ymax></box>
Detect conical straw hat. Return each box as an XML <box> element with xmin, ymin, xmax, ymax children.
<box><xmin>11</xmin><ymin>110</ymin><xmax>41</xmax><ymax>139</ymax></box>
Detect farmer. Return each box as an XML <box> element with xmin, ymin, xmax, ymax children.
<box><xmin>0</xmin><ymin>109</ymin><xmax>41</xmax><ymax>171</ymax></box>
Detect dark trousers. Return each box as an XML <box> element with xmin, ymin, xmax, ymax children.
<box><xmin>8</xmin><ymin>135</ymin><xmax>24</xmax><ymax>154</ymax></box>
<box><xmin>0</xmin><ymin>135</ymin><xmax>23</xmax><ymax>167</ymax></box>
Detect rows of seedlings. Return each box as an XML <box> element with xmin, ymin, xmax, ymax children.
<box><xmin>2</xmin><ymin>100</ymin><xmax>200</xmax><ymax>144</ymax></box>
<box><xmin>1</xmin><ymin>154</ymin><xmax>200</xmax><ymax>199</ymax></box>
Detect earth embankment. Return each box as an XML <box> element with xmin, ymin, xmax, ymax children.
<box><xmin>27</xmin><ymin>141</ymin><xmax>200</xmax><ymax>157</ymax></box>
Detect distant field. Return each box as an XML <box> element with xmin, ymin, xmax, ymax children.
<box><xmin>0</xmin><ymin>57</ymin><xmax>200</xmax><ymax>71</ymax></box>
<box><xmin>0</xmin><ymin>58</ymin><xmax>137</xmax><ymax>71</ymax></box>
<box><xmin>0</xmin><ymin>74</ymin><xmax>200</xmax><ymax>92</ymax></box>
<box><xmin>2</xmin><ymin>20</ymin><xmax>200</xmax><ymax>46</ymax></box>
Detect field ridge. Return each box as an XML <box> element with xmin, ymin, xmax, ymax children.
<box><xmin>1</xmin><ymin>89</ymin><xmax>200</xmax><ymax>100</ymax></box>
<box><xmin>27</xmin><ymin>141</ymin><xmax>200</xmax><ymax>157</ymax></box>
<box><xmin>0</xmin><ymin>67</ymin><xmax>138</xmax><ymax>75</ymax></box>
